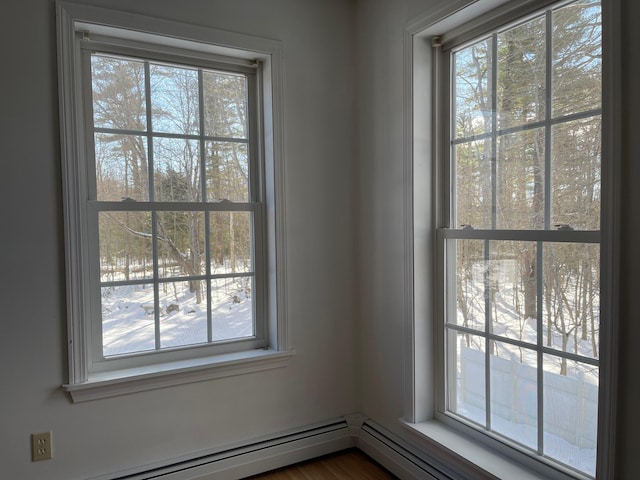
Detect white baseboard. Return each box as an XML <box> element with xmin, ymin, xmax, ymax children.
<box><xmin>92</xmin><ymin>419</ymin><xmax>354</xmax><ymax>480</ymax></box>
<box><xmin>93</xmin><ymin>415</ymin><xmax>456</xmax><ymax>480</ymax></box>
<box><xmin>354</xmin><ymin>419</ymin><xmax>453</xmax><ymax>480</ymax></box>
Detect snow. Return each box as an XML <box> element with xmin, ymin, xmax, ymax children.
<box><xmin>456</xmin><ymin>342</ymin><xmax>598</xmax><ymax>475</ymax></box>
<box><xmin>101</xmin><ymin>277</ymin><xmax>252</xmax><ymax>357</ymax></box>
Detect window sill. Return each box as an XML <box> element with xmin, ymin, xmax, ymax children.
<box><xmin>400</xmin><ymin>419</ymin><xmax>580</xmax><ymax>480</ymax></box>
<box><xmin>62</xmin><ymin>349</ymin><xmax>295</xmax><ymax>403</ymax></box>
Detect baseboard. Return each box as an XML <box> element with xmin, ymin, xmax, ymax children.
<box><xmin>352</xmin><ymin>417</ymin><xmax>453</xmax><ymax>480</ymax></box>
<box><xmin>91</xmin><ymin>419</ymin><xmax>354</xmax><ymax>480</ymax></box>
<box><xmin>90</xmin><ymin>415</ymin><xmax>460</xmax><ymax>480</ymax></box>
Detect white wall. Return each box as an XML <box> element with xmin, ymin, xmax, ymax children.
<box><xmin>355</xmin><ymin>0</ymin><xmax>441</xmax><ymax>431</ymax></box>
<box><xmin>0</xmin><ymin>1</ymin><xmax>358</xmax><ymax>478</ymax></box>
<box><xmin>355</xmin><ymin>0</ymin><xmax>640</xmax><ymax>478</ymax></box>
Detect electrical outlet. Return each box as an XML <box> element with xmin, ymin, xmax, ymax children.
<box><xmin>31</xmin><ymin>432</ymin><xmax>52</xmax><ymax>461</ymax></box>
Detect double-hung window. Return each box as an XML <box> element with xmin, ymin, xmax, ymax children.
<box><xmin>57</xmin><ymin>3</ymin><xmax>289</xmax><ymax>401</ymax></box>
<box><xmin>430</xmin><ymin>0</ymin><xmax>612</xmax><ymax>478</ymax></box>
<box><xmin>89</xmin><ymin>50</ymin><xmax>264</xmax><ymax>358</ymax></box>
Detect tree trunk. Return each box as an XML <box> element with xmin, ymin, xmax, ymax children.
<box><xmin>521</xmin><ymin>249</ymin><xmax>537</xmax><ymax>319</ymax></box>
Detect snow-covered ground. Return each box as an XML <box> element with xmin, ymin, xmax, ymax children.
<box><xmin>101</xmin><ymin>278</ymin><xmax>252</xmax><ymax>357</ymax></box>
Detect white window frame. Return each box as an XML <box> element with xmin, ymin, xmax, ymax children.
<box><xmin>402</xmin><ymin>0</ymin><xmax>619</xmax><ymax>479</ymax></box>
<box><xmin>56</xmin><ymin>1</ymin><xmax>292</xmax><ymax>402</ymax></box>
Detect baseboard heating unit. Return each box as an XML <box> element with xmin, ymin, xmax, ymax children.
<box><xmin>89</xmin><ymin>419</ymin><xmax>353</xmax><ymax>480</ymax></box>
<box><xmin>88</xmin><ymin>416</ymin><xmax>459</xmax><ymax>480</ymax></box>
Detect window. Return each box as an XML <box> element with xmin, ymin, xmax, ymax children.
<box><xmin>441</xmin><ymin>2</ymin><xmax>602</xmax><ymax>477</ymax></box>
<box><xmin>404</xmin><ymin>0</ymin><xmax>618</xmax><ymax>478</ymax></box>
<box><xmin>57</xmin><ymin>2</ymin><xmax>290</xmax><ymax>401</ymax></box>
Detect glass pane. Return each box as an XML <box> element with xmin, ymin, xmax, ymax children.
<box><xmin>453</xmin><ymin>38</ymin><xmax>492</xmax><ymax>139</ymax></box>
<box><xmin>159</xmin><ymin>280</ymin><xmax>208</xmax><ymax>349</ymax></box>
<box><xmin>101</xmin><ymin>284</ymin><xmax>155</xmax><ymax>357</ymax></box>
<box><xmin>488</xmin><ymin>241</ymin><xmax>538</xmax><ymax>343</ymax></box>
<box><xmin>496</xmin><ymin>128</ymin><xmax>545</xmax><ymax>229</ymax></box>
<box><xmin>543</xmin><ymin>356</ymin><xmax>598</xmax><ymax>476</ymax></box>
<box><xmin>449</xmin><ymin>331</ymin><xmax>486</xmax><ymax>427</ymax></box>
<box><xmin>91</xmin><ymin>54</ymin><xmax>147</xmax><ymax>131</ymax></box>
<box><xmin>551</xmin><ymin>116</ymin><xmax>601</xmax><ymax>230</ymax></box>
<box><xmin>497</xmin><ymin>15</ymin><xmax>546</xmax><ymax>129</ymax></box>
<box><xmin>454</xmin><ymin>239</ymin><xmax>486</xmax><ymax>332</ymax></box>
<box><xmin>149</xmin><ymin>63</ymin><xmax>199</xmax><ymax>135</ymax></box>
<box><xmin>542</xmin><ymin>243</ymin><xmax>599</xmax><ymax>360</ymax></box>
<box><xmin>454</xmin><ymin>140</ymin><xmax>492</xmax><ymax>229</ymax></box>
<box><xmin>454</xmin><ymin>239</ymin><xmax>539</xmax><ymax>342</ymax></box>
<box><xmin>552</xmin><ymin>0</ymin><xmax>601</xmax><ymax>117</ymax></box>
<box><xmin>153</xmin><ymin>137</ymin><xmax>201</xmax><ymax>202</ymax></box>
<box><xmin>203</xmin><ymin>71</ymin><xmax>248</xmax><ymax>139</ymax></box>
<box><xmin>490</xmin><ymin>342</ymin><xmax>538</xmax><ymax>450</ymax></box>
<box><xmin>210</xmin><ymin>212</ymin><xmax>254</xmax><ymax>274</ymax></box>
<box><xmin>211</xmin><ymin>277</ymin><xmax>254</xmax><ymax>341</ymax></box>
<box><xmin>205</xmin><ymin>141</ymin><xmax>249</xmax><ymax>202</ymax></box>
<box><xmin>99</xmin><ymin>212</ymin><xmax>153</xmax><ymax>282</ymax></box>
<box><xmin>95</xmin><ymin>133</ymin><xmax>149</xmax><ymax>201</ymax></box>
<box><xmin>156</xmin><ymin>211</ymin><xmax>205</xmax><ymax>280</ymax></box>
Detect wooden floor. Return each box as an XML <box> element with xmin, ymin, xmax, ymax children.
<box><xmin>244</xmin><ymin>449</ymin><xmax>399</xmax><ymax>480</ymax></box>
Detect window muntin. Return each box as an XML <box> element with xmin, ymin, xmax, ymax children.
<box><xmin>442</xmin><ymin>1</ymin><xmax>602</xmax><ymax>477</ymax></box>
<box><xmin>86</xmin><ymin>48</ymin><xmax>265</xmax><ymax>366</ymax></box>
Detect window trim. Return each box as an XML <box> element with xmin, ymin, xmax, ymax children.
<box><xmin>402</xmin><ymin>0</ymin><xmax>619</xmax><ymax>478</ymax></box>
<box><xmin>56</xmin><ymin>1</ymin><xmax>292</xmax><ymax>402</ymax></box>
